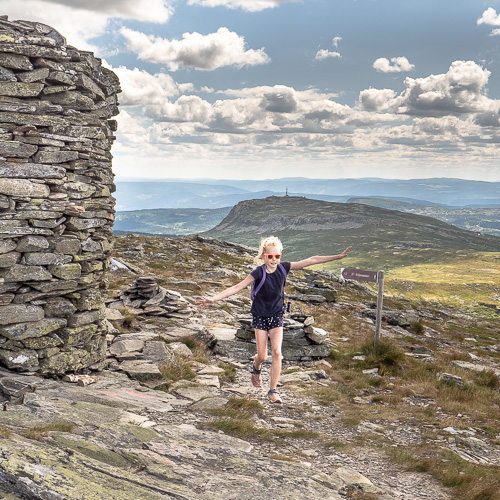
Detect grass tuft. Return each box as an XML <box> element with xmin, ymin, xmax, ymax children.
<box><xmin>0</xmin><ymin>425</ymin><xmax>12</xmax><ymax>438</ymax></box>
<box><xmin>410</xmin><ymin>320</ymin><xmax>425</xmax><ymax>335</ymax></box>
<box><xmin>361</xmin><ymin>339</ymin><xmax>405</xmax><ymax>374</ymax></box>
<box><xmin>472</xmin><ymin>370</ymin><xmax>500</xmax><ymax>390</ymax></box>
<box><xmin>321</xmin><ymin>439</ymin><xmax>350</xmax><ymax>450</ymax></box>
<box><xmin>23</xmin><ymin>421</ymin><xmax>75</xmax><ymax>441</ymax></box>
<box><xmin>118</xmin><ymin>307</ymin><xmax>136</xmax><ymax>329</ymax></box>
<box><xmin>178</xmin><ymin>337</ymin><xmax>209</xmax><ymax>363</ymax></box>
<box><xmin>216</xmin><ymin>362</ymin><xmax>237</xmax><ymax>385</ymax></box>
<box><xmin>158</xmin><ymin>360</ymin><xmax>196</xmax><ymax>383</ymax></box>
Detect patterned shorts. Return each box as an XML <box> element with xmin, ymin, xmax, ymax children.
<box><xmin>251</xmin><ymin>312</ymin><xmax>284</xmax><ymax>331</ymax></box>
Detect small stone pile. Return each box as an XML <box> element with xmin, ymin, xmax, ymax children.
<box><xmin>236</xmin><ymin>313</ymin><xmax>331</xmax><ymax>361</ymax></box>
<box><xmin>289</xmin><ymin>273</ymin><xmax>338</xmax><ymax>303</ymax></box>
<box><xmin>0</xmin><ymin>18</ymin><xmax>120</xmax><ymax>374</ymax></box>
<box><xmin>109</xmin><ymin>277</ymin><xmax>193</xmax><ymax>319</ymax></box>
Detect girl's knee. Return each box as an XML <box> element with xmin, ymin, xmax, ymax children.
<box><xmin>271</xmin><ymin>348</ymin><xmax>282</xmax><ymax>360</ymax></box>
<box><xmin>255</xmin><ymin>350</ymin><xmax>267</xmax><ymax>363</ymax></box>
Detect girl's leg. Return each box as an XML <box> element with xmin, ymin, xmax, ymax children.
<box><xmin>253</xmin><ymin>328</ymin><xmax>268</xmax><ymax>369</ymax></box>
<box><xmin>268</xmin><ymin>326</ymin><xmax>283</xmax><ymax>390</ymax></box>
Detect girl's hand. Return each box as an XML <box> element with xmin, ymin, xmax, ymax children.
<box><xmin>339</xmin><ymin>246</ymin><xmax>352</xmax><ymax>258</ymax></box>
<box><xmin>196</xmin><ymin>296</ymin><xmax>215</xmax><ymax>308</ymax></box>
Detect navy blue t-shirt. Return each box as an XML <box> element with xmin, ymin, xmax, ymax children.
<box><xmin>250</xmin><ymin>261</ymin><xmax>291</xmax><ymax>317</ymax></box>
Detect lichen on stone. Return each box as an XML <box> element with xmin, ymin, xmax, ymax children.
<box><xmin>0</xmin><ymin>17</ymin><xmax>120</xmax><ymax>375</ymax></box>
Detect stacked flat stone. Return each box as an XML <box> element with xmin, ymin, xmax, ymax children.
<box><xmin>110</xmin><ymin>277</ymin><xmax>193</xmax><ymax>319</ymax></box>
<box><xmin>0</xmin><ymin>18</ymin><xmax>120</xmax><ymax>374</ymax></box>
<box><xmin>236</xmin><ymin>314</ymin><xmax>331</xmax><ymax>361</ymax></box>
<box><xmin>288</xmin><ymin>274</ymin><xmax>338</xmax><ymax>303</ymax></box>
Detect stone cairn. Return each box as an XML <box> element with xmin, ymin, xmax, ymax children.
<box><xmin>236</xmin><ymin>313</ymin><xmax>331</xmax><ymax>361</ymax></box>
<box><xmin>0</xmin><ymin>17</ymin><xmax>120</xmax><ymax>374</ymax></box>
<box><xmin>107</xmin><ymin>277</ymin><xmax>193</xmax><ymax>320</ymax></box>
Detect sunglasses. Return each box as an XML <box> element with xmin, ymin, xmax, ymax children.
<box><xmin>264</xmin><ymin>254</ymin><xmax>282</xmax><ymax>260</ymax></box>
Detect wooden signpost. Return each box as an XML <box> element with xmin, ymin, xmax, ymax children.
<box><xmin>341</xmin><ymin>268</ymin><xmax>385</xmax><ymax>349</ymax></box>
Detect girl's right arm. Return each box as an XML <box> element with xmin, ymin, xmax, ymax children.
<box><xmin>196</xmin><ymin>274</ymin><xmax>255</xmax><ymax>308</ymax></box>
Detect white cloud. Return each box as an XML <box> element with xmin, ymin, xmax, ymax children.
<box><xmin>34</xmin><ymin>0</ymin><xmax>173</xmax><ymax>22</ymax></box>
<box><xmin>262</xmin><ymin>91</ymin><xmax>298</xmax><ymax>113</ymax></box>
<box><xmin>0</xmin><ymin>0</ymin><xmax>173</xmax><ymax>52</ymax></box>
<box><xmin>373</xmin><ymin>56</ymin><xmax>415</xmax><ymax>73</ymax></box>
<box><xmin>477</xmin><ymin>8</ymin><xmax>500</xmax><ymax>36</ymax></box>
<box><xmin>474</xmin><ymin>110</ymin><xmax>500</xmax><ymax>127</ymax></box>
<box><xmin>332</xmin><ymin>36</ymin><xmax>342</xmax><ymax>47</ymax></box>
<box><xmin>393</xmin><ymin>60</ymin><xmax>496</xmax><ymax>117</ymax></box>
<box><xmin>315</xmin><ymin>36</ymin><xmax>342</xmax><ymax>61</ymax></box>
<box><xmin>358</xmin><ymin>88</ymin><xmax>397</xmax><ymax>112</ymax></box>
<box><xmin>186</xmin><ymin>0</ymin><xmax>298</xmax><ymax>12</ymax></box>
<box><xmin>412</xmin><ymin>116</ymin><xmax>475</xmax><ymax>137</ymax></box>
<box><xmin>116</xmin><ymin>110</ymin><xmax>150</xmax><ymax>139</ymax></box>
<box><xmin>146</xmin><ymin>95</ymin><xmax>214</xmax><ymax>123</ymax></box>
<box><xmin>113</xmin><ymin>63</ymin><xmax>500</xmax><ymax>179</ymax></box>
<box><xmin>111</xmin><ymin>66</ymin><xmax>181</xmax><ymax>106</ymax></box>
<box><xmin>477</xmin><ymin>7</ymin><xmax>500</xmax><ymax>26</ymax></box>
<box><xmin>315</xmin><ymin>49</ymin><xmax>341</xmax><ymax>61</ymax></box>
<box><xmin>139</xmin><ymin>84</ymin><xmax>400</xmax><ymax>139</ymax></box>
<box><xmin>120</xmin><ymin>27</ymin><xmax>270</xmax><ymax>71</ymax></box>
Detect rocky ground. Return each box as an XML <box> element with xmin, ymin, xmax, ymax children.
<box><xmin>0</xmin><ymin>331</ymin><xmax>451</xmax><ymax>500</ymax></box>
<box><xmin>1</xmin><ymin>234</ymin><xmax>499</xmax><ymax>499</ymax></box>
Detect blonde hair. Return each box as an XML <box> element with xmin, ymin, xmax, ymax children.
<box><xmin>254</xmin><ymin>235</ymin><xmax>283</xmax><ymax>265</ymax></box>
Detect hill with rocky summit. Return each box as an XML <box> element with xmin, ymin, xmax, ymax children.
<box><xmin>1</xmin><ymin>234</ymin><xmax>499</xmax><ymax>499</ymax></box>
<box><xmin>205</xmin><ymin>196</ymin><xmax>500</xmax><ymax>269</ymax></box>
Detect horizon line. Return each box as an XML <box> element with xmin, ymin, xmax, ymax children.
<box><xmin>114</xmin><ymin>176</ymin><xmax>500</xmax><ymax>183</ymax></box>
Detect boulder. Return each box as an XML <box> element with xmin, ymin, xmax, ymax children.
<box><xmin>305</xmin><ymin>326</ymin><xmax>329</xmax><ymax>345</ymax></box>
<box><xmin>118</xmin><ymin>360</ymin><xmax>162</xmax><ymax>380</ymax></box>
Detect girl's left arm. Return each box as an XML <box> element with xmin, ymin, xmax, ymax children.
<box><xmin>290</xmin><ymin>246</ymin><xmax>352</xmax><ymax>271</ymax></box>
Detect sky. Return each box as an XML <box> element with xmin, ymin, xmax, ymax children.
<box><xmin>2</xmin><ymin>0</ymin><xmax>500</xmax><ymax>182</ymax></box>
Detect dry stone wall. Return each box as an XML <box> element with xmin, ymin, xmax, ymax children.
<box><xmin>0</xmin><ymin>17</ymin><xmax>120</xmax><ymax>374</ymax></box>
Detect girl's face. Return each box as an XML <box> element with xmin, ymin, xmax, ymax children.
<box><xmin>263</xmin><ymin>245</ymin><xmax>282</xmax><ymax>268</ymax></box>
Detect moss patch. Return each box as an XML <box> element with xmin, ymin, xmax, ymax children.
<box><xmin>53</xmin><ymin>435</ymin><xmax>133</xmax><ymax>468</ymax></box>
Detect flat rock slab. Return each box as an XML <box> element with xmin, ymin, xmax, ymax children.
<box><xmin>89</xmin><ymin>387</ymin><xmax>172</xmax><ymax>411</ymax></box>
<box><xmin>190</xmin><ymin>397</ymin><xmax>229</xmax><ymax>410</ymax></box>
<box><xmin>174</xmin><ymin>386</ymin><xmax>220</xmax><ymax>402</ymax></box>
<box><xmin>336</xmin><ymin>466</ymin><xmax>386</xmax><ymax>495</ymax></box>
<box><xmin>0</xmin><ymin>368</ymin><xmax>350</xmax><ymax>500</ymax></box>
<box><xmin>118</xmin><ymin>360</ymin><xmax>162</xmax><ymax>380</ymax></box>
<box><xmin>451</xmin><ymin>360</ymin><xmax>500</xmax><ymax>378</ymax></box>
<box><xmin>109</xmin><ymin>338</ymin><xmax>146</xmax><ymax>356</ymax></box>
<box><xmin>208</xmin><ymin>327</ymin><xmax>237</xmax><ymax>341</ymax></box>
<box><xmin>280</xmin><ymin>369</ymin><xmax>329</xmax><ymax>384</ymax></box>
<box><xmin>195</xmin><ymin>374</ymin><xmax>220</xmax><ymax>388</ymax></box>
<box><xmin>197</xmin><ymin>365</ymin><xmax>225</xmax><ymax>375</ymax></box>
<box><xmin>119</xmin><ymin>411</ymin><xmax>157</xmax><ymax>428</ymax></box>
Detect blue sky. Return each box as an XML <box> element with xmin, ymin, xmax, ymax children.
<box><xmin>2</xmin><ymin>0</ymin><xmax>500</xmax><ymax>181</ymax></box>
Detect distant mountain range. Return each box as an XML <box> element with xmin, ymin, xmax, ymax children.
<box><xmin>114</xmin><ymin>177</ymin><xmax>500</xmax><ymax>237</ymax></box>
<box><xmin>114</xmin><ymin>177</ymin><xmax>500</xmax><ymax>211</ymax></box>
